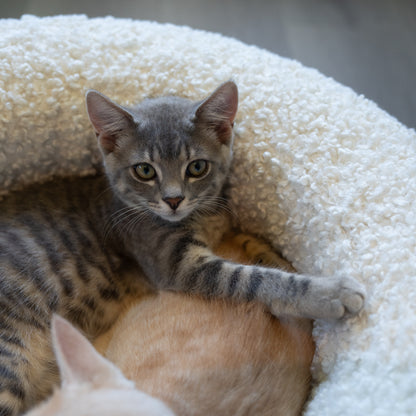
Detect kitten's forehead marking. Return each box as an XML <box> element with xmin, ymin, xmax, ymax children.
<box><xmin>146</xmin><ymin>146</ymin><xmax>158</xmax><ymax>164</ymax></box>
<box><xmin>131</xmin><ymin>96</ymin><xmax>197</xmax><ymax>162</ymax></box>
<box><xmin>181</xmin><ymin>142</ymin><xmax>195</xmax><ymax>161</ymax></box>
<box><xmin>148</xmin><ymin>142</ymin><xmax>194</xmax><ymax>164</ymax></box>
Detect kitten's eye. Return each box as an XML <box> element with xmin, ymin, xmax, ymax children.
<box><xmin>186</xmin><ymin>160</ymin><xmax>208</xmax><ymax>178</ymax></box>
<box><xmin>133</xmin><ymin>163</ymin><xmax>156</xmax><ymax>181</ymax></box>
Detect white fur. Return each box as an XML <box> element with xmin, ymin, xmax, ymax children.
<box><xmin>1</xmin><ymin>15</ymin><xmax>416</xmax><ymax>415</ymax></box>
<box><xmin>26</xmin><ymin>388</ymin><xmax>175</xmax><ymax>416</ymax></box>
<box><xmin>24</xmin><ymin>316</ymin><xmax>175</xmax><ymax>416</ymax></box>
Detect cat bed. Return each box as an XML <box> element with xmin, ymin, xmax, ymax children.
<box><xmin>1</xmin><ymin>14</ymin><xmax>415</xmax><ymax>415</ymax></box>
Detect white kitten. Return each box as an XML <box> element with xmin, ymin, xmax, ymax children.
<box><xmin>24</xmin><ymin>315</ymin><xmax>175</xmax><ymax>416</ymax></box>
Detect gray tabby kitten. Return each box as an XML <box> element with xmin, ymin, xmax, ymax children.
<box><xmin>0</xmin><ymin>81</ymin><xmax>365</xmax><ymax>416</ymax></box>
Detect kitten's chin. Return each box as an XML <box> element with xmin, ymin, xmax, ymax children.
<box><xmin>156</xmin><ymin>210</ymin><xmax>191</xmax><ymax>223</ymax></box>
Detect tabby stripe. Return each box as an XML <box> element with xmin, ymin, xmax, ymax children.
<box><xmin>246</xmin><ymin>268</ymin><xmax>263</xmax><ymax>302</ymax></box>
<box><xmin>88</xmin><ymin>214</ymin><xmax>119</xmax><ymax>274</ymax></box>
<box><xmin>0</xmin><ymin>404</ymin><xmax>14</xmax><ymax>416</ymax></box>
<box><xmin>189</xmin><ymin>259</ymin><xmax>224</xmax><ymax>296</ymax></box>
<box><xmin>78</xmin><ymin>253</ymin><xmax>117</xmax><ymax>288</ymax></box>
<box><xmin>60</xmin><ymin>278</ymin><xmax>75</xmax><ymax>298</ymax></box>
<box><xmin>149</xmin><ymin>143</ymin><xmax>155</xmax><ymax>162</ymax></box>
<box><xmin>32</xmin><ymin>228</ymin><xmax>73</xmax><ymax>296</ymax></box>
<box><xmin>67</xmin><ymin>216</ymin><xmax>96</xmax><ymax>246</ymax></box>
<box><xmin>0</xmin><ymin>323</ymin><xmax>13</xmax><ymax>333</ymax></box>
<box><xmin>0</xmin><ymin>335</ymin><xmax>24</xmax><ymax>349</ymax></box>
<box><xmin>286</xmin><ymin>275</ymin><xmax>298</xmax><ymax>297</ymax></box>
<box><xmin>173</xmin><ymin>139</ymin><xmax>184</xmax><ymax>160</ymax></box>
<box><xmin>38</xmin><ymin>211</ymin><xmax>91</xmax><ymax>285</ymax></box>
<box><xmin>6</xmin><ymin>250</ymin><xmax>50</xmax><ymax>300</ymax></box>
<box><xmin>8</xmin><ymin>383</ymin><xmax>25</xmax><ymax>401</ymax></box>
<box><xmin>0</xmin><ymin>366</ymin><xmax>17</xmax><ymax>383</ymax></box>
<box><xmin>72</xmin><ymin>255</ymin><xmax>91</xmax><ymax>285</ymax></box>
<box><xmin>300</xmin><ymin>278</ymin><xmax>310</xmax><ymax>296</ymax></box>
<box><xmin>169</xmin><ymin>235</ymin><xmax>207</xmax><ymax>277</ymax></box>
<box><xmin>227</xmin><ymin>266</ymin><xmax>244</xmax><ymax>297</ymax></box>
<box><xmin>18</xmin><ymin>214</ymin><xmax>68</xmax><ymax>289</ymax></box>
<box><xmin>184</xmin><ymin>142</ymin><xmax>191</xmax><ymax>161</ymax></box>
<box><xmin>21</xmin><ymin>296</ymin><xmax>50</xmax><ymax>321</ymax></box>
<box><xmin>0</xmin><ymin>347</ymin><xmax>14</xmax><ymax>358</ymax></box>
<box><xmin>3</xmin><ymin>232</ymin><xmax>59</xmax><ymax>311</ymax></box>
<box><xmin>52</xmin><ymin>228</ymin><xmax>90</xmax><ymax>284</ymax></box>
<box><xmin>1</xmin><ymin>277</ymin><xmax>49</xmax><ymax>316</ymax></box>
<box><xmin>160</xmin><ymin>140</ymin><xmax>180</xmax><ymax>160</ymax></box>
<box><xmin>156</xmin><ymin>142</ymin><xmax>165</xmax><ymax>160</ymax></box>
<box><xmin>93</xmin><ymin>260</ymin><xmax>118</xmax><ymax>288</ymax></box>
<box><xmin>0</xmin><ymin>286</ymin><xmax>48</xmax><ymax>330</ymax></box>
<box><xmin>82</xmin><ymin>296</ymin><xmax>97</xmax><ymax>311</ymax></box>
<box><xmin>0</xmin><ymin>300</ymin><xmax>46</xmax><ymax>331</ymax></box>
<box><xmin>46</xmin><ymin>293</ymin><xmax>59</xmax><ymax>312</ymax></box>
<box><xmin>68</xmin><ymin>217</ymin><xmax>119</xmax><ymax>287</ymax></box>
<box><xmin>66</xmin><ymin>307</ymin><xmax>88</xmax><ymax>326</ymax></box>
<box><xmin>102</xmin><ymin>246</ymin><xmax>119</xmax><ymax>273</ymax></box>
<box><xmin>98</xmin><ymin>286</ymin><xmax>120</xmax><ymax>301</ymax></box>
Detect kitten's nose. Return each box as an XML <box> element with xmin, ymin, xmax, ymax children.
<box><xmin>163</xmin><ymin>196</ymin><xmax>184</xmax><ymax>210</ymax></box>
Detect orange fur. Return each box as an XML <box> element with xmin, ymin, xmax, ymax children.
<box><xmin>96</xmin><ymin>234</ymin><xmax>315</xmax><ymax>416</ymax></box>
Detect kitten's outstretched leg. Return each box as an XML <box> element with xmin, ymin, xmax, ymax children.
<box><xmin>230</xmin><ymin>233</ymin><xmax>365</xmax><ymax>319</ymax></box>
<box><xmin>134</xmin><ymin>227</ymin><xmax>365</xmax><ymax>321</ymax></box>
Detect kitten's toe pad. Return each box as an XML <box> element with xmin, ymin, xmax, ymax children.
<box><xmin>314</xmin><ymin>277</ymin><xmax>366</xmax><ymax>320</ymax></box>
<box><xmin>338</xmin><ymin>279</ymin><xmax>366</xmax><ymax>316</ymax></box>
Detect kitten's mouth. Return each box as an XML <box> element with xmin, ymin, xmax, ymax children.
<box><xmin>155</xmin><ymin>207</ymin><xmax>191</xmax><ymax>223</ymax></box>
<box><xmin>151</xmin><ymin>198</ymin><xmax>194</xmax><ymax>223</ymax></box>
<box><xmin>161</xmin><ymin>212</ymin><xmax>189</xmax><ymax>222</ymax></box>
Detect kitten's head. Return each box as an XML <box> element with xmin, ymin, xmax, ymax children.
<box><xmin>86</xmin><ymin>82</ymin><xmax>238</xmax><ymax>222</ymax></box>
<box><xmin>24</xmin><ymin>316</ymin><xmax>175</xmax><ymax>416</ymax></box>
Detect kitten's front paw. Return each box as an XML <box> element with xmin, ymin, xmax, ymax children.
<box><xmin>270</xmin><ymin>275</ymin><xmax>366</xmax><ymax>320</ymax></box>
<box><xmin>338</xmin><ymin>278</ymin><xmax>366</xmax><ymax>317</ymax></box>
<box><xmin>306</xmin><ymin>276</ymin><xmax>366</xmax><ymax>320</ymax></box>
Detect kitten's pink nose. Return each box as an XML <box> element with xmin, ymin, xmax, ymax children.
<box><xmin>163</xmin><ymin>196</ymin><xmax>184</xmax><ymax>210</ymax></box>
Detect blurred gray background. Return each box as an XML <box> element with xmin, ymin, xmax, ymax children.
<box><xmin>2</xmin><ymin>0</ymin><xmax>415</xmax><ymax>129</ymax></box>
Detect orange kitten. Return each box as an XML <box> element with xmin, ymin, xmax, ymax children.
<box><xmin>96</xmin><ymin>233</ymin><xmax>314</xmax><ymax>416</ymax></box>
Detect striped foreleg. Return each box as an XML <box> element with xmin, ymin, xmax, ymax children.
<box><xmin>163</xmin><ymin>238</ymin><xmax>365</xmax><ymax>320</ymax></box>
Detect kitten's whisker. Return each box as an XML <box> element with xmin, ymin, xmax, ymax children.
<box><xmin>195</xmin><ymin>195</ymin><xmax>235</xmax><ymax>220</ymax></box>
<box><xmin>124</xmin><ymin>209</ymin><xmax>153</xmax><ymax>235</ymax></box>
<box><xmin>103</xmin><ymin>208</ymin><xmax>133</xmax><ymax>241</ymax></box>
<box><xmin>103</xmin><ymin>205</ymin><xmax>146</xmax><ymax>242</ymax></box>
<box><xmin>121</xmin><ymin>204</ymin><xmax>154</xmax><ymax>230</ymax></box>
<box><xmin>94</xmin><ymin>183</ymin><xmax>115</xmax><ymax>203</ymax></box>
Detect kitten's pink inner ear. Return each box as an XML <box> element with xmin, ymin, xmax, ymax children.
<box><xmin>52</xmin><ymin>315</ymin><xmax>111</xmax><ymax>386</ymax></box>
<box><xmin>85</xmin><ymin>90</ymin><xmax>134</xmax><ymax>154</ymax></box>
<box><xmin>196</xmin><ymin>81</ymin><xmax>238</xmax><ymax>145</ymax></box>
<box><xmin>99</xmin><ymin>132</ymin><xmax>118</xmax><ymax>154</ymax></box>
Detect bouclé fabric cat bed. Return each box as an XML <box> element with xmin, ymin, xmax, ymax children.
<box><xmin>1</xmin><ymin>15</ymin><xmax>415</xmax><ymax>415</ymax></box>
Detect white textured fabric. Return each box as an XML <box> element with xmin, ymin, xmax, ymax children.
<box><xmin>1</xmin><ymin>14</ymin><xmax>416</xmax><ymax>415</ymax></box>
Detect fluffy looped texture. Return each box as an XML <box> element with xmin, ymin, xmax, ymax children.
<box><xmin>1</xmin><ymin>15</ymin><xmax>416</xmax><ymax>415</ymax></box>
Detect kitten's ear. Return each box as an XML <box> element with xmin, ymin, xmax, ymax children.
<box><xmin>195</xmin><ymin>81</ymin><xmax>238</xmax><ymax>145</ymax></box>
<box><xmin>85</xmin><ymin>90</ymin><xmax>136</xmax><ymax>155</ymax></box>
<box><xmin>51</xmin><ymin>315</ymin><xmax>132</xmax><ymax>389</ymax></box>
